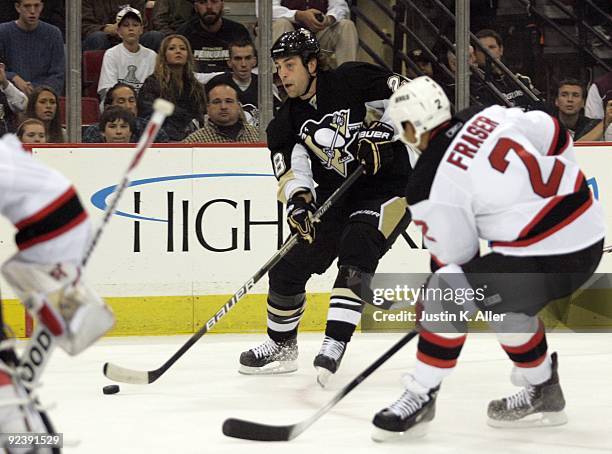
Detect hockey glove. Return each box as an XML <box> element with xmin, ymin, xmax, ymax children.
<box><xmin>286</xmin><ymin>192</ymin><xmax>318</xmax><ymax>244</ymax></box>
<box><xmin>357</xmin><ymin>121</ymin><xmax>396</xmax><ymax>175</ymax></box>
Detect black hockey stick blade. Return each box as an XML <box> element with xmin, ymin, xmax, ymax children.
<box><xmin>222</xmin><ymin>419</ymin><xmax>294</xmax><ymax>442</ymax></box>
<box><xmin>222</xmin><ymin>330</ymin><xmax>419</xmax><ymax>441</ymax></box>
<box><xmin>103</xmin><ymin>166</ymin><xmax>365</xmax><ymax>385</ymax></box>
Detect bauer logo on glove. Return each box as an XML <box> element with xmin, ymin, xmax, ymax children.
<box><xmin>357</xmin><ymin>122</ymin><xmax>396</xmax><ymax>175</ymax></box>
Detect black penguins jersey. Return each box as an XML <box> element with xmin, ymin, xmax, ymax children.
<box><xmin>267</xmin><ymin>62</ymin><xmax>411</xmax><ymax>203</ymax></box>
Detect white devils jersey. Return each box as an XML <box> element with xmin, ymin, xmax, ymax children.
<box><xmin>408</xmin><ymin>105</ymin><xmax>605</xmax><ymax>266</ymax></box>
<box><xmin>0</xmin><ymin>135</ymin><xmax>90</xmax><ymax>264</ymax></box>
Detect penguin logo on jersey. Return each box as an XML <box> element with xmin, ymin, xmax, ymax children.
<box><xmin>300</xmin><ymin>109</ymin><xmax>361</xmax><ymax>177</ymax></box>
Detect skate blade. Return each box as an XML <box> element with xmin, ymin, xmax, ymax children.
<box><xmin>487</xmin><ymin>410</ymin><xmax>568</xmax><ymax>428</ymax></box>
<box><xmin>371</xmin><ymin>422</ymin><xmax>430</xmax><ymax>442</ymax></box>
<box><xmin>316</xmin><ymin>367</ymin><xmax>333</xmax><ymax>388</ymax></box>
<box><xmin>238</xmin><ymin>360</ymin><xmax>298</xmax><ymax>375</ymax></box>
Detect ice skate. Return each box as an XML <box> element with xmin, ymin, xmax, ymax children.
<box><xmin>239</xmin><ymin>338</ymin><xmax>298</xmax><ymax>374</ymax></box>
<box><xmin>371</xmin><ymin>374</ymin><xmax>439</xmax><ymax>442</ymax></box>
<box><xmin>313</xmin><ymin>336</ymin><xmax>347</xmax><ymax>387</ymax></box>
<box><xmin>487</xmin><ymin>352</ymin><xmax>567</xmax><ymax>428</ymax></box>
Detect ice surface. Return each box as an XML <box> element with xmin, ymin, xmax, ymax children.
<box><xmin>28</xmin><ymin>332</ymin><xmax>612</xmax><ymax>454</ymax></box>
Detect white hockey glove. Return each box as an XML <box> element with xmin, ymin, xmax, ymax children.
<box><xmin>1</xmin><ymin>259</ymin><xmax>115</xmax><ymax>356</ymax></box>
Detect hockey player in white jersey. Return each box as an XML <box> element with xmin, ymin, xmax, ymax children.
<box><xmin>366</xmin><ymin>77</ymin><xmax>605</xmax><ymax>441</ymax></box>
<box><xmin>0</xmin><ymin>134</ymin><xmax>115</xmax><ymax>452</ymax></box>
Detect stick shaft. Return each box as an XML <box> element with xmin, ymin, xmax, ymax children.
<box><xmin>105</xmin><ymin>165</ymin><xmax>364</xmax><ymax>383</ymax></box>
<box><xmin>82</xmin><ymin>111</ymin><xmax>167</xmax><ymax>268</ymax></box>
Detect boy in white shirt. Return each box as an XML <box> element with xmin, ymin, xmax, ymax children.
<box><xmin>97</xmin><ymin>6</ymin><xmax>157</xmax><ymax>104</ymax></box>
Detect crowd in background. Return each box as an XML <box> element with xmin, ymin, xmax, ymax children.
<box><xmin>0</xmin><ymin>0</ymin><xmax>610</xmax><ymax>145</ymax></box>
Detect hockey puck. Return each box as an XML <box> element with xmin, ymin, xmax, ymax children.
<box><xmin>103</xmin><ymin>385</ymin><xmax>120</xmax><ymax>395</ymax></box>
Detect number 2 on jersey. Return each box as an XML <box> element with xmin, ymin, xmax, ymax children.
<box><xmin>489</xmin><ymin>137</ymin><xmax>565</xmax><ymax>198</ymax></box>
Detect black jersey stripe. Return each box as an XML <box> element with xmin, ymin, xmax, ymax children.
<box><xmin>492</xmin><ymin>186</ymin><xmax>591</xmax><ymax>249</ymax></box>
<box><xmin>16</xmin><ymin>188</ymin><xmax>87</xmax><ymax>250</ymax></box>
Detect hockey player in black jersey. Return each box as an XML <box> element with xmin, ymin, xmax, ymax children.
<box><xmin>238</xmin><ymin>29</ymin><xmax>413</xmax><ymax>386</ymax></box>
<box><xmin>369</xmin><ymin>77</ymin><xmax>604</xmax><ymax>441</ymax></box>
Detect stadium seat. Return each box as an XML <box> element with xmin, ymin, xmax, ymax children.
<box><xmin>82</xmin><ymin>50</ymin><xmax>105</xmax><ymax>98</ymax></box>
<box><xmin>59</xmin><ymin>97</ymin><xmax>101</xmax><ymax>128</ymax></box>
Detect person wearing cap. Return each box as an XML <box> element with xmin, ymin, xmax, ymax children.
<box><xmin>82</xmin><ymin>0</ymin><xmax>160</xmax><ymax>51</ymax></box>
<box><xmin>407</xmin><ymin>48</ymin><xmax>434</xmax><ymax>78</ymax></box>
<box><xmin>97</xmin><ymin>6</ymin><xmax>157</xmax><ymax>103</ymax></box>
<box><xmin>0</xmin><ymin>0</ymin><xmax>65</xmax><ymax>96</ymax></box>
<box><xmin>177</xmin><ymin>0</ymin><xmax>251</xmax><ymax>74</ymax></box>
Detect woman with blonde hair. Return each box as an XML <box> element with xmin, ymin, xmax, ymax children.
<box><xmin>16</xmin><ymin>118</ymin><xmax>47</xmax><ymax>144</ymax></box>
<box><xmin>23</xmin><ymin>86</ymin><xmax>65</xmax><ymax>143</ymax></box>
<box><xmin>138</xmin><ymin>34</ymin><xmax>207</xmax><ymax>141</ymax></box>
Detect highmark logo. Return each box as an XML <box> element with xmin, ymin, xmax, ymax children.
<box><xmin>90</xmin><ymin>173</ymin><xmax>426</xmax><ymax>253</ymax></box>
<box><xmin>90</xmin><ymin>172</ymin><xmax>284</xmax><ymax>253</ymax></box>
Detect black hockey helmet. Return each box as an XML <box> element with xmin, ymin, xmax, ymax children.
<box><xmin>271</xmin><ymin>28</ymin><xmax>320</xmax><ymax>65</ymax></box>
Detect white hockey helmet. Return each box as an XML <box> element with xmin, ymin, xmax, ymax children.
<box><xmin>389</xmin><ymin>76</ymin><xmax>451</xmax><ymax>148</ymax></box>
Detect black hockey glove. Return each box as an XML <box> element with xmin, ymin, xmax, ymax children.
<box><xmin>286</xmin><ymin>192</ymin><xmax>318</xmax><ymax>244</ymax></box>
<box><xmin>357</xmin><ymin>121</ymin><xmax>395</xmax><ymax>175</ymax></box>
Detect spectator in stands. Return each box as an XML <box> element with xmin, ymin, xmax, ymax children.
<box><xmin>406</xmin><ymin>48</ymin><xmax>433</xmax><ymax>79</ymax></box>
<box><xmin>207</xmin><ymin>38</ymin><xmax>264</xmax><ymax>127</ymax></box>
<box><xmin>82</xmin><ymin>0</ymin><xmax>162</xmax><ymax>52</ymax></box>
<box><xmin>177</xmin><ymin>0</ymin><xmax>251</xmax><ymax>74</ymax></box>
<box><xmin>0</xmin><ymin>0</ymin><xmax>65</xmax><ymax>96</ymax></box>
<box><xmin>0</xmin><ymin>63</ymin><xmax>28</xmax><ymax>136</ymax></box>
<box><xmin>554</xmin><ymin>78</ymin><xmax>600</xmax><ymax>141</ymax></box>
<box><xmin>269</xmin><ymin>0</ymin><xmax>358</xmax><ymax>66</ymax></box>
<box><xmin>99</xmin><ymin>105</ymin><xmax>136</xmax><ymax>143</ymax></box>
<box><xmin>22</xmin><ymin>85</ymin><xmax>64</xmax><ymax>143</ymax></box>
<box><xmin>138</xmin><ymin>34</ymin><xmax>207</xmax><ymax>141</ymax></box>
<box><xmin>474</xmin><ymin>29</ymin><xmax>542</xmax><ymax>110</ymax></box>
<box><xmin>581</xmin><ymin>90</ymin><xmax>612</xmax><ymax>142</ymax></box>
<box><xmin>183</xmin><ymin>79</ymin><xmax>259</xmax><ymax>143</ymax></box>
<box><xmin>84</xmin><ymin>82</ymin><xmax>169</xmax><ymax>143</ymax></box>
<box><xmin>152</xmin><ymin>0</ymin><xmax>194</xmax><ymax>36</ymax></box>
<box><xmin>604</xmin><ymin>93</ymin><xmax>612</xmax><ymax>142</ymax></box>
<box><xmin>16</xmin><ymin>118</ymin><xmax>46</xmax><ymax>143</ymax></box>
<box><xmin>585</xmin><ymin>71</ymin><xmax>612</xmax><ymax>122</ymax></box>
<box><xmin>442</xmin><ymin>44</ymin><xmax>499</xmax><ymax>108</ymax></box>
<box><xmin>97</xmin><ymin>7</ymin><xmax>157</xmax><ymax>102</ymax></box>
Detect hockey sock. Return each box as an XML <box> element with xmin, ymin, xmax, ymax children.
<box><xmin>414</xmin><ymin>330</ymin><xmax>467</xmax><ymax>389</ymax></box>
<box><xmin>497</xmin><ymin>318</ymin><xmax>551</xmax><ymax>385</ymax></box>
<box><xmin>325</xmin><ymin>266</ymin><xmax>371</xmax><ymax>342</ymax></box>
<box><xmin>266</xmin><ymin>289</ymin><xmax>306</xmax><ymax>343</ymax></box>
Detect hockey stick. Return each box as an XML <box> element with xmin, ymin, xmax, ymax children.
<box><xmin>222</xmin><ymin>329</ymin><xmax>419</xmax><ymax>441</ymax></box>
<box><xmin>18</xmin><ymin>99</ymin><xmax>174</xmax><ymax>387</ymax></box>
<box><xmin>82</xmin><ymin>99</ymin><xmax>175</xmax><ymax>267</ymax></box>
<box><xmin>103</xmin><ymin>165</ymin><xmax>365</xmax><ymax>385</ymax></box>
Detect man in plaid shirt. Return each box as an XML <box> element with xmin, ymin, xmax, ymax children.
<box><xmin>183</xmin><ymin>79</ymin><xmax>259</xmax><ymax>143</ymax></box>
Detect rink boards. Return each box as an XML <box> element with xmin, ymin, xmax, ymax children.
<box><xmin>0</xmin><ymin>142</ymin><xmax>611</xmax><ymax>337</ymax></box>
